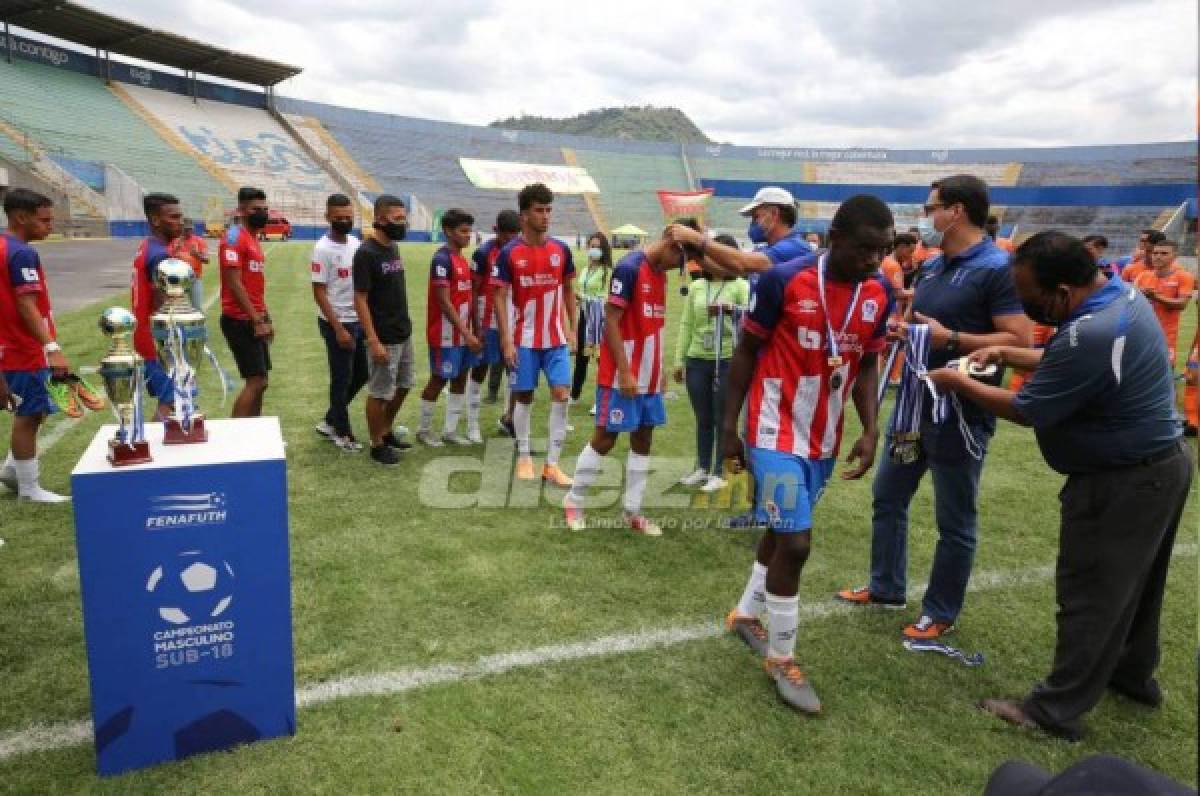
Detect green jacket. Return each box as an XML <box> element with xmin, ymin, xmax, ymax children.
<box><xmin>674</xmin><ymin>277</ymin><xmax>750</xmax><ymax>364</ymax></box>
<box><xmin>577</xmin><ymin>263</ymin><xmax>610</xmax><ymax>303</ymax></box>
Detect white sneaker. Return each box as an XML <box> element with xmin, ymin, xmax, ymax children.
<box><xmin>678</xmin><ymin>468</ymin><xmax>708</xmax><ymax>487</ymax></box>
<box><xmin>700</xmin><ymin>475</ymin><xmax>728</xmax><ymax>493</ymax></box>
<box><xmin>417</xmin><ymin>430</ymin><xmax>444</xmax><ymax>447</ymax></box>
<box><xmin>19</xmin><ymin>486</ymin><xmax>70</xmax><ymax>503</ymax></box>
<box><xmin>314</xmin><ymin>421</ymin><xmax>336</xmax><ymax>440</ymax></box>
<box><xmin>466</xmin><ymin>428</ymin><xmax>484</xmax><ymax>444</ymax></box>
<box><xmin>588</xmin><ymin>404</ymin><xmax>597</xmax><ymax>416</ymax></box>
<box><xmin>333</xmin><ymin>435</ymin><xmax>363</xmax><ymax>452</ymax></box>
<box><xmin>442</xmin><ymin>431</ymin><xmax>472</xmax><ymax>446</ymax></box>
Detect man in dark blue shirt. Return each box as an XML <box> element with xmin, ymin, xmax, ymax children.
<box><xmin>836</xmin><ymin>175</ymin><xmax>1032</xmax><ymax>640</ymax></box>
<box><xmin>929</xmin><ymin>231</ymin><xmax>1192</xmax><ymax>741</ymax></box>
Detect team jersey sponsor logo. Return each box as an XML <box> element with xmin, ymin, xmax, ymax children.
<box><xmin>797</xmin><ymin>298</ymin><xmax>818</xmax><ymax>314</ymax></box>
<box><xmin>862</xmin><ymin>299</ymin><xmax>879</xmax><ymax>323</ymax></box>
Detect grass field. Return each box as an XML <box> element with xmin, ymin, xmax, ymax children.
<box><xmin>0</xmin><ymin>241</ymin><xmax>1196</xmax><ymax>793</ymax></box>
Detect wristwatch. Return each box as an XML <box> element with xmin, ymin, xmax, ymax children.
<box><xmin>42</xmin><ymin>341</ymin><xmax>61</xmax><ymax>354</ymax></box>
<box><xmin>945</xmin><ymin>330</ymin><xmax>960</xmax><ymax>353</ymax></box>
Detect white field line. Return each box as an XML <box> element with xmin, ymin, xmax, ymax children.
<box><xmin>0</xmin><ymin>543</ymin><xmax>1194</xmax><ymax>764</ymax></box>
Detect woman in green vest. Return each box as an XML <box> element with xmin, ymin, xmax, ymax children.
<box><xmin>673</xmin><ymin>234</ymin><xmax>750</xmax><ymax>492</ymax></box>
<box><xmin>572</xmin><ymin>232</ymin><xmax>613</xmax><ymax>414</ymax></box>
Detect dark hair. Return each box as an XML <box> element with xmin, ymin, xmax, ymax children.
<box><xmin>830</xmin><ymin>194</ymin><xmax>894</xmax><ymax>237</ymax></box>
<box><xmin>495</xmin><ymin>209</ymin><xmax>521</xmax><ymax>234</ymax></box>
<box><xmin>714</xmin><ymin>233</ymin><xmax>738</xmax><ymax>248</ymax></box>
<box><xmin>374</xmin><ymin>193</ymin><xmax>406</xmax><ymax>217</ymax></box>
<box><xmin>1142</xmin><ymin>229</ymin><xmax>1166</xmax><ymax>245</ymax></box>
<box><xmin>1154</xmin><ymin>239</ymin><xmax>1178</xmax><ymax>251</ymax></box>
<box><xmin>666</xmin><ymin>217</ymin><xmax>704</xmax><ymax>259</ymax></box>
<box><xmin>237</xmin><ymin>186</ymin><xmax>267</xmax><ymax>204</ymax></box>
<box><xmin>773</xmin><ymin>203</ymin><xmax>797</xmax><ymax>227</ymax></box>
<box><xmin>441</xmin><ymin>207</ymin><xmax>474</xmax><ymax>230</ymax></box>
<box><xmin>586</xmin><ymin>231</ymin><xmax>612</xmax><ymax>268</ymax></box>
<box><xmin>3</xmin><ymin>188</ymin><xmax>53</xmax><ymax>216</ymax></box>
<box><xmin>931</xmin><ymin>175</ymin><xmax>990</xmax><ymax>227</ymax></box>
<box><xmin>518</xmin><ymin>183</ymin><xmax>554</xmax><ymax>212</ymax></box>
<box><xmin>893</xmin><ymin>232</ymin><xmax>917</xmax><ymax>247</ymax></box>
<box><xmin>142</xmin><ymin>192</ymin><xmax>179</xmax><ymax>219</ymax></box>
<box><xmin>326</xmin><ymin>193</ymin><xmax>352</xmax><ymax>208</ymax></box>
<box><xmin>1013</xmin><ymin>230</ymin><xmax>1097</xmax><ymax>290</ymax></box>
<box><xmin>1081</xmin><ymin>234</ymin><xmax>1108</xmax><ymax>249</ymax></box>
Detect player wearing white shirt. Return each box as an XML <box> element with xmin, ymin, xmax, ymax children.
<box><xmin>312</xmin><ymin>194</ymin><xmax>367</xmax><ymax>451</ymax></box>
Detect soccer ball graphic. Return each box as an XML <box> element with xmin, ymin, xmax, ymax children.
<box><xmin>146</xmin><ymin>551</ymin><xmax>235</xmax><ymax>625</ymax></box>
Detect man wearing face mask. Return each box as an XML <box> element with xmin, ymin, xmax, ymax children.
<box><xmin>665</xmin><ymin>186</ymin><xmax>811</xmax><ymax>282</ymax></box>
<box><xmin>311</xmin><ymin>193</ymin><xmax>366</xmax><ymax>451</ymax></box>
<box><xmin>926</xmin><ymin>231</ymin><xmax>1191</xmax><ymax>741</ymax></box>
<box><xmin>219</xmin><ymin>186</ymin><xmax>273</xmax><ymax>418</ymax></box>
<box><xmin>836</xmin><ymin>175</ymin><xmax>1032</xmax><ymax>642</ymax></box>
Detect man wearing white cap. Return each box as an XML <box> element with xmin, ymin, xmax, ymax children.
<box><xmin>666</xmin><ymin>186</ymin><xmax>811</xmax><ymax>277</ymax></box>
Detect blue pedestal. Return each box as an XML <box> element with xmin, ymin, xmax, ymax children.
<box><xmin>70</xmin><ymin>417</ymin><xmax>295</xmax><ymax>776</ymax></box>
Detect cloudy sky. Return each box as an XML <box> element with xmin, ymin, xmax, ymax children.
<box><xmin>49</xmin><ymin>1</ymin><xmax>1200</xmax><ymax>147</ymax></box>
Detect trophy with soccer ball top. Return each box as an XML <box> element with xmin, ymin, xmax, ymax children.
<box><xmin>97</xmin><ymin>307</ymin><xmax>152</xmax><ymax>466</ymax></box>
<box><xmin>151</xmin><ymin>258</ymin><xmax>210</xmax><ymax>443</ymax></box>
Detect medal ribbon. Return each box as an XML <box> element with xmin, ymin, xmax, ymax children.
<box><xmin>816</xmin><ymin>253</ymin><xmax>863</xmax><ymax>366</ymax></box>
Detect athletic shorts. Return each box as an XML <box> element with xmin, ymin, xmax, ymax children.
<box><xmin>143</xmin><ymin>359</ymin><xmax>176</xmax><ymax>405</ymax></box>
<box><xmin>367</xmin><ymin>338</ymin><xmax>414</xmax><ymax>401</ymax></box>
<box><xmin>2</xmin><ymin>369</ymin><xmax>57</xmax><ymax>417</ymax></box>
<box><xmin>429</xmin><ymin>345</ymin><xmax>469</xmax><ymax>380</ymax></box>
<box><xmin>219</xmin><ymin>314</ymin><xmax>272</xmax><ymax>379</ymax></box>
<box><xmin>595</xmin><ymin>386</ymin><xmax>666</xmax><ymax>433</ymax></box>
<box><xmin>512</xmin><ymin>344</ymin><xmax>570</xmax><ymax>392</ymax></box>
<box><xmin>472</xmin><ymin>329</ymin><xmax>503</xmax><ymax>367</ymax></box>
<box><xmin>747</xmin><ymin>447</ymin><xmax>835</xmax><ymax>534</ymax></box>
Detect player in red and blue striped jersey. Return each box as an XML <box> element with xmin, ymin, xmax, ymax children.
<box><xmin>721</xmin><ymin>196</ymin><xmax>895</xmax><ymax>714</ymax></box>
<box><xmin>417</xmin><ymin>209</ymin><xmax>482</xmax><ymax>447</ymax></box>
<box><xmin>492</xmin><ymin>183</ymin><xmax>578</xmax><ymax>486</ymax></box>
<box><xmin>131</xmin><ymin>193</ymin><xmax>185</xmax><ymax>420</ymax></box>
<box><xmin>562</xmin><ymin>222</ymin><xmax>702</xmax><ymax>536</ymax></box>
<box><xmin>467</xmin><ymin>210</ymin><xmax>520</xmax><ymax>441</ymax></box>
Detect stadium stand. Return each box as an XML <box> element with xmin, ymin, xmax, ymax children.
<box><xmin>0</xmin><ymin>56</ymin><xmax>229</xmax><ymax>225</ymax></box>
<box><xmin>570</xmin><ymin>149</ymin><xmax>691</xmax><ymax>234</ymax></box>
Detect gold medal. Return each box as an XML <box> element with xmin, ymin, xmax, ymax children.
<box><xmin>827</xmin><ymin>355</ymin><xmax>843</xmax><ymax>369</ymax></box>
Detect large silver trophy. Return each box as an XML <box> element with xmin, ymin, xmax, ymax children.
<box><xmin>98</xmin><ymin>307</ymin><xmax>152</xmax><ymax>466</ymax></box>
<box><xmin>151</xmin><ymin>258</ymin><xmax>210</xmax><ymax>444</ymax></box>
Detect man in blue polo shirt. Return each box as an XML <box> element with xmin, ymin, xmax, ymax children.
<box><xmin>928</xmin><ymin>230</ymin><xmax>1191</xmax><ymax>740</ymax></box>
<box><xmin>836</xmin><ymin>175</ymin><xmax>1033</xmax><ymax>640</ymax></box>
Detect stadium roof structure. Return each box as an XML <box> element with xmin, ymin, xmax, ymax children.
<box><xmin>0</xmin><ymin>0</ymin><xmax>302</xmax><ymax>86</ymax></box>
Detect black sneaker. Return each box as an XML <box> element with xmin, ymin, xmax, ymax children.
<box><xmin>370</xmin><ymin>444</ymin><xmax>400</xmax><ymax>465</ymax></box>
<box><xmin>381</xmin><ymin>432</ymin><xmax>413</xmax><ymax>451</ymax></box>
<box><xmin>497</xmin><ymin>417</ymin><xmax>515</xmax><ymax>438</ymax></box>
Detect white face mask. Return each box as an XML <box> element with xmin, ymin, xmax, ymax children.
<box><xmin>587</xmin><ymin>247</ymin><xmax>603</xmax><ymax>261</ymax></box>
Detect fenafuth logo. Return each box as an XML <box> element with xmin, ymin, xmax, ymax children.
<box><xmin>146</xmin><ymin>493</ymin><xmax>228</xmax><ymax>530</ymax></box>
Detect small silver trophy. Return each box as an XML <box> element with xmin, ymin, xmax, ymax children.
<box><xmin>98</xmin><ymin>307</ymin><xmax>151</xmax><ymax>466</ymax></box>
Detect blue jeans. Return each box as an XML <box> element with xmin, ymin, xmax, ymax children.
<box><xmin>868</xmin><ymin>415</ymin><xmax>991</xmax><ymax>623</ymax></box>
<box><xmin>684</xmin><ymin>357</ymin><xmax>729</xmax><ymax>473</ymax></box>
<box><xmin>318</xmin><ymin>318</ymin><xmax>368</xmax><ymax>436</ymax></box>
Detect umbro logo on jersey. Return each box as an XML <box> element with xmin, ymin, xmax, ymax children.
<box><xmin>797</xmin><ymin>299</ymin><xmax>818</xmax><ymax>313</ymax></box>
<box><xmin>641</xmin><ymin>283</ymin><xmax>652</xmax><ymax>293</ymax></box>
<box><xmin>516</xmin><ymin>259</ymin><xmax>529</xmax><ymax>269</ymax></box>
<box><xmin>550</xmin><ymin>254</ymin><xmax>562</xmax><ymax>268</ymax></box>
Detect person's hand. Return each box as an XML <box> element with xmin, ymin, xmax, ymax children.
<box><xmin>254</xmin><ymin>318</ymin><xmax>273</xmax><ymax>341</ymax></box>
<box><xmin>502</xmin><ymin>341</ymin><xmax>517</xmax><ymax>369</ymax></box>
<box><xmin>720</xmin><ymin>428</ymin><xmax>746</xmax><ymax>474</ymax></box>
<box><xmin>911</xmin><ymin>312</ymin><xmax>950</xmax><ymax>348</ymax></box>
<box><xmin>465</xmin><ymin>331</ymin><xmax>483</xmax><ymax>354</ymax></box>
<box><xmin>370</xmin><ymin>340</ymin><xmax>389</xmax><ymax>365</ymax></box>
<box><xmin>618</xmin><ymin>369</ymin><xmax>637</xmax><ymax>398</ymax></box>
<box><xmin>886</xmin><ymin>319</ymin><xmax>909</xmax><ymax>343</ymax></box>
<box><xmin>926</xmin><ymin>367</ymin><xmax>967</xmax><ymax>393</ymax></box>
<box><xmin>672</xmin><ymin>366</ymin><xmax>684</xmax><ymax>384</ymax></box>
<box><xmin>664</xmin><ymin>223</ymin><xmax>704</xmax><ymax>247</ymax></box>
<box><xmin>0</xmin><ymin>377</ymin><xmax>15</xmax><ymax>412</ymax></box>
<box><xmin>335</xmin><ymin>326</ymin><xmax>354</xmax><ymax>350</ymax></box>
<box><xmin>968</xmin><ymin>346</ymin><xmax>1006</xmax><ymax>369</ymax></box>
<box><xmin>841</xmin><ymin>429</ymin><xmax>879</xmax><ymax>480</ymax></box>
<box><xmin>47</xmin><ymin>348</ymin><xmax>69</xmax><ymax>378</ymax></box>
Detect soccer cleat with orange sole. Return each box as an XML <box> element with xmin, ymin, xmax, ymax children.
<box><xmin>542</xmin><ymin>463</ymin><xmax>573</xmax><ymax>488</ymax></box>
<box><xmin>562</xmin><ymin>496</ymin><xmax>586</xmax><ymax>531</ymax></box>
<box><xmin>764</xmin><ymin>656</ymin><xmax>822</xmax><ymax>715</ymax></box>
<box><xmin>902</xmin><ymin>614</ymin><xmax>955</xmax><ymax>640</ymax></box>
<box><xmin>623</xmin><ymin>512</ymin><xmax>662</xmax><ymax>537</ymax></box>
<box><xmin>69</xmin><ymin>374</ymin><xmax>105</xmax><ymax>411</ymax></box>
<box><xmin>725</xmin><ymin>609</ymin><xmax>768</xmax><ymax>656</ymax></box>
<box><xmin>515</xmin><ymin>456</ymin><xmax>536</xmax><ymax>480</ymax></box>
<box><xmin>834</xmin><ymin>585</ymin><xmax>907</xmax><ymax>610</ymax></box>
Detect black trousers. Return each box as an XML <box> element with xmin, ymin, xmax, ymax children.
<box><xmin>571</xmin><ymin>308</ymin><xmax>590</xmax><ymax>401</ymax></box>
<box><xmin>1023</xmin><ymin>440</ymin><xmax>1193</xmax><ymax>739</ymax></box>
<box><xmin>318</xmin><ymin>318</ymin><xmax>368</xmax><ymax>436</ymax></box>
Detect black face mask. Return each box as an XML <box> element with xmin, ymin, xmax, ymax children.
<box><xmin>246</xmin><ymin>209</ymin><xmax>269</xmax><ymax>230</ymax></box>
<box><xmin>330</xmin><ymin>219</ymin><xmax>354</xmax><ymax>236</ymax></box>
<box><xmin>1020</xmin><ymin>292</ymin><xmax>1062</xmax><ymax>326</ymax></box>
<box><xmin>376</xmin><ymin>221</ymin><xmax>407</xmax><ymax>241</ymax></box>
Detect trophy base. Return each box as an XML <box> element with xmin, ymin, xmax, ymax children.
<box><xmin>164</xmin><ymin>415</ymin><xmax>208</xmax><ymax>444</ymax></box>
<box><xmin>108</xmin><ymin>439</ymin><xmax>152</xmax><ymax>467</ymax></box>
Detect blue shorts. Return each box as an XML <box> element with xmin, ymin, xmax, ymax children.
<box><xmin>143</xmin><ymin>359</ymin><xmax>175</xmax><ymax>405</ymax></box>
<box><xmin>595</xmin><ymin>387</ymin><xmax>667</xmax><ymax>433</ymax></box>
<box><xmin>512</xmin><ymin>345</ymin><xmax>570</xmax><ymax>392</ymax></box>
<box><xmin>429</xmin><ymin>345</ymin><xmax>469</xmax><ymax>380</ymax></box>
<box><xmin>472</xmin><ymin>329</ymin><xmax>503</xmax><ymax>367</ymax></box>
<box><xmin>2</xmin><ymin>369</ymin><xmax>57</xmax><ymax>417</ymax></box>
<box><xmin>748</xmin><ymin>447</ymin><xmax>835</xmax><ymax>534</ymax></box>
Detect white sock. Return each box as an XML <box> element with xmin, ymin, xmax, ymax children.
<box><xmin>466</xmin><ymin>378</ymin><xmax>483</xmax><ymax>433</ymax></box>
<box><xmin>14</xmin><ymin>457</ymin><xmax>38</xmax><ymax>493</ymax></box>
<box><xmin>443</xmin><ymin>392</ymin><xmax>464</xmax><ymax>435</ymax></box>
<box><xmin>567</xmin><ymin>443</ymin><xmax>603</xmax><ymax>506</ymax></box>
<box><xmin>766</xmin><ymin>592</ymin><xmax>800</xmax><ymax>660</ymax></box>
<box><xmin>514</xmin><ymin>401</ymin><xmax>532</xmax><ymax>457</ymax></box>
<box><xmin>735</xmin><ymin>561</ymin><xmax>768</xmax><ymax>619</ymax></box>
<box><xmin>623</xmin><ymin>451</ymin><xmax>650</xmax><ymax>515</ymax></box>
<box><xmin>419</xmin><ymin>399</ymin><xmax>437</xmax><ymax>433</ymax></box>
<box><xmin>2</xmin><ymin>450</ymin><xmax>13</xmax><ymax>472</ymax></box>
<box><xmin>546</xmin><ymin>401</ymin><xmax>568</xmax><ymax>466</ymax></box>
